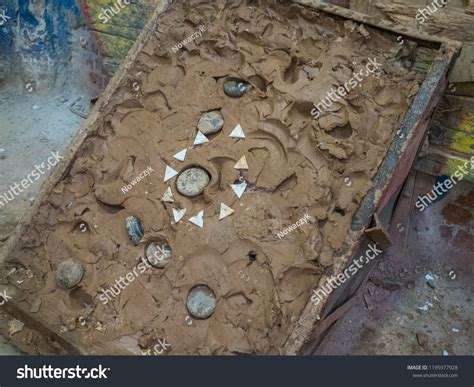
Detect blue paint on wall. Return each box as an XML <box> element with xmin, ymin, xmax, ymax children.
<box><xmin>0</xmin><ymin>0</ymin><xmax>16</xmax><ymax>61</ymax></box>
<box><xmin>0</xmin><ymin>0</ymin><xmax>83</xmax><ymax>79</ymax></box>
<box><xmin>18</xmin><ymin>0</ymin><xmax>38</xmax><ymax>26</ymax></box>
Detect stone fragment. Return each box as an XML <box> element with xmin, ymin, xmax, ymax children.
<box><xmin>193</xmin><ymin>131</ymin><xmax>209</xmax><ymax>146</ymax></box>
<box><xmin>172</xmin><ymin>208</ymin><xmax>187</xmax><ymax>223</ymax></box>
<box><xmin>55</xmin><ymin>259</ymin><xmax>84</xmax><ymax>289</ymax></box>
<box><xmin>229</xmin><ymin>124</ymin><xmax>245</xmax><ymax>138</ymax></box>
<box><xmin>219</xmin><ymin>203</ymin><xmax>234</xmax><ymax>220</ymax></box>
<box><xmin>161</xmin><ymin>187</ymin><xmax>174</xmax><ymax>203</ymax></box>
<box><xmin>197</xmin><ymin>111</ymin><xmax>224</xmax><ymax>135</ymax></box>
<box><xmin>125</xmin><ymin>216</ymin><xmax>144</xmax><ymax>245</ymax></box>
<box><xmin>173</xmin><ymin>148</ymin><xmax>187</xmax><ymax>161</ymax></box>
<box><xmin>234</xmin><ymin>155</ymin><xmax>248</xmax><ymax>170</ymax></box>
<box><xmin>230</xmin><ymin>180</ymin><xmax>247</xmax><ymax>199</ymax></box>
<box><xmin>188</xmin><ymin>210</ymin><xmax>204</xmax><ymax>228</ymax></box>
<box><xmin>164</xmin><ymin>165</ymin><xmax>178</xmax><ymax>182</ymax></box>
<box><xmin>224</xmin><ymin>80</ymin><xmax>252</xmax><ymax>97</ymax></box>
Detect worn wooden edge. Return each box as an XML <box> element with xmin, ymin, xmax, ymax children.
<box><xmin>294</xmin><ymin>0</ymin><xmax>463</xmax><ymax>49</ymax></box>
<box><xmin>1</xmin><ymin>0</ymin><xmax>462</xmax><ymax>355</ymax></box>
<box><xmin>284</xmin><ymin>42</ymin><xmax>461</xmax><ymax>354</ymax></box>
<box><xmin>1</xmin><ymin>0</ymin><xmax>172</xmax><ymax>354</ymax></box>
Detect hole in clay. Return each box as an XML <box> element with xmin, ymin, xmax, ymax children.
<box><xmin>96</xmin><ymin>199</ymin><xmax>125</xmax><ymax>214</ymax></box>
<box><xmin>335</xmin><ymin>207</ymin><xmax>346</xmax><ymax>216</ymax></box>
<box><xmin>328</xmin><ymin>124</ymin><xmax>353</xmax><ymax>139</ymax></box>
<box><xmin>248</xmin><ymin>251</ymin><xmax>257</xmax><ymax>261</ymax></box>
<box><xmin>238</xmin><ymin>31</ymin><xmax>261</xmax><ymax>45</ymax></box>
<box><xmin>74</xmin><ymin>222</ymin><xmax>90</xmax><ymax>233</ymax></box>
<box><xmin>288</xmin><ymin>101</ymin><xmax>314</xmax><ymax>121</ymax></box>
<box><xmin>69</xmin><ymin>287</ymin><xmax>93</xmax><ymax>311</ymax></box>
<box><xmin>283</xmin><ymin>57</ymin><xmax>301</xmax><ymax>84</ymax></box>
<box><xmin>248</xmin><ymin>75</ymin><xmax>267</xmax><ymax>92</ymax></box>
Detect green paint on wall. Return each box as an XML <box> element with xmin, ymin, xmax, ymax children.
<box><xmin>451</xmin><ymin>113</ymin><xmax>474</xmax><ymax>155</ymax></box>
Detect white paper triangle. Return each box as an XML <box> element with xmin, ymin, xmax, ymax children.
<box><xmin>231</xmin><ymin>181</ymin><xmax>247</xmax><ymax>199</ymax></box>
<box><xmin>161</xmin><ymin>187</ymin><xmax>174</xmax><ymax>203</ymax></box>
<box><xmin>172</xmin><ymin>208</ymin><xmax>187</xmax><ymax>223</ymax></box>
<box><xmin>164</xmin><ymin>165</ymin><xmax>178</xmax><ymax>182</ymax></box>
<box><xmin>219</xmin><ymin>203</ymin><xmax>234</xmax><ymax>220</ymax></box>
<box><xmin>193</xmin><ymin>131</ymin><xmax>209</xmax><ymax>146</ymax></box>
<box><xmin>229</xmin><ymin>124</ymin><xmax>245</xmax><ymax>139</ymax></box>
<box><xmin>234</xmin><ymin>155</ymin><xmax>248</xmax><ymax>170</ymax></box>
<box><xmin>173</xmin><ymin>148</ymin><xmax>187</xmax><ymax>161</ymax></box>
<box><xmin>188</xmin><ymin>210</ymin><xmax>204</xmax><ymax>228</ymax></box>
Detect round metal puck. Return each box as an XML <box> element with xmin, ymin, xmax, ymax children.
<box><xmin>146</xmin><ymin>241</ymin><xmax>172</xmax><ymax>268</ymax></box>
<box><xmin>176</xmin><ymin>167</ymin><xmax>210</xmax><ymax>197</ymax></box>
<box><xmin>186</xmin><ymin>285</ymin><xmax>216</xmax><ymax>319</ymax></box>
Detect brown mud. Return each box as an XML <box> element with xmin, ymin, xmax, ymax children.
<box><xmin>1</xmin><ymin>0</ymin><xmax>422</xmax><ymax>354</ymax></box>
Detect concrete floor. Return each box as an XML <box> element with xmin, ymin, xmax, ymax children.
<box><xmin>0</xmin><ymin>85</ymin><xmax>86</xmax><ymax>355</ymax></box>
<box><xmin>317</xmin><ymin>173</ymin><xmax>473</xmax><ymax>355</ymax></box>
<box><xmin>0</xmin><ymin>86</ymin><xmax>84</xmax><ymax>258</ymax></box>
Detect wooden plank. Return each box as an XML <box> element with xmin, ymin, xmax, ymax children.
<box><xmin>373</xmin><ymin>2</ymin><xmax>474</xmax><ymax>42</ymax></box>
<box><xmin>467</xmin><ymin>0</ymin><xmax>474</xmax><ymax>15</ymax></box>
<box><xmin>448</xmin><ymin>45</ymin><xmax>474</xmax><ymax>83</ymax></box>
<box><xmin>349</xmin><ymin>0</ymin><xmax>473</xmax><ymax>84</ymax></box>
<box><xmin>296</xmin><ymin>0</ymin><xmax>462</xmax><ymax>47</ymax></box>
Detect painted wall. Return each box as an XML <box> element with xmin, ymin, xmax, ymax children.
<box><xmin>80</xmin><ymin>0</ymin><xmax>155</xmax><ymax>76</ymax></box>
<box><xmin>0</xmin><ymin>0</ymin><xmax>16</xmax><ymax>81</ymax></box>
<box><xmin>0</xmin><ymin>0</ymin><xmax>86</xmax><ymax>87</ymax></box>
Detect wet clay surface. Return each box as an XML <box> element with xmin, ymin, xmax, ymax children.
<box><xmin>2</xmin><ymin>0</ymin><xmax>422</xmax><ymax>354</ymax></box>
